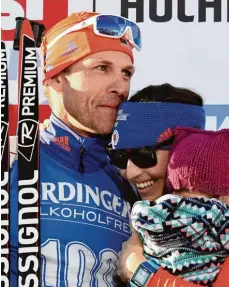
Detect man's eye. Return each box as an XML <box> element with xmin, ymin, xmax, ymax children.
<box><xmin>123</xmin><ymin>70</ymin><xmax>132</xmax><ymax>78</ymax></box>
<box><xmin>95</xmin><ymin>65</ymin><xmax>108</xmax><ymax>71</ymax></box>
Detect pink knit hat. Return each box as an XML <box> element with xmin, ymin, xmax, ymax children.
<box><xmin>167</xmin><ymin>127</ymin><xmax>229</xmax><ymax>196</ymax></box>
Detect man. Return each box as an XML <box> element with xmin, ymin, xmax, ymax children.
<box><xmin>10</xmin><ymin>12</ymin><xmax>141</xmax><ymax>286</ymax></box>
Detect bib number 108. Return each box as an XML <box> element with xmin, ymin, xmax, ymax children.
<box><xmin>41</xmin><ymin>239</ymin><xmax>118</xmax><ymax>287</ymax></box>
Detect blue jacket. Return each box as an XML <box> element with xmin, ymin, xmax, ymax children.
<box><xmin>10</xmin><ymin>114</ymin><xmax>137</xmax><ymax>287</ymax></box>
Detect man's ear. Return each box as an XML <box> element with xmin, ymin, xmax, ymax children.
<box><xmin>46</xmin><ymin>75</ymin><xmax>65</xmax><ymax>92</ymax></box>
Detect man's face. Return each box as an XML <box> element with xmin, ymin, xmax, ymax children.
<box><xmin>60</xmin><ymin>51</ymin><xmax>134</xmax><ymax>134</ymax></box>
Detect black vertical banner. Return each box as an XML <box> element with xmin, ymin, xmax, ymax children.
<box><xmin>1</xmin><ymin>38</ymin><xmax>10</xmax><ymax>287</ymax></box>
<box><xmin>17</xmin><ymin>19</ymin><xmax>40</xmax><ymax>287</ymax></box>
<box><xmin>93</xmin><ymin>0</ymin><xmax>96</xmax><ymax>12</ymax></box>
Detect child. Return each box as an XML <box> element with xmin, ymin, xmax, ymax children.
<box><xmin>131</xmin><ymin>127</ymin><xmax>229</xmax><ymax>286</ymax></box>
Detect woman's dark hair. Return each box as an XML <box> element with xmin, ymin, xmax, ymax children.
<box><xmin>129</xmin><ymin>83</ymin><xmax>203</xmax><ymax>106</ymax></box>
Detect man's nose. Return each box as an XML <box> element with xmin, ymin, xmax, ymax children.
<box><xmin>108</xmin><ymin>75</ymin><xmax>129</xmax><ymax>100</ymax></box>
<box><xmin>126</xmin><ymin>159</ymin><xmax>143</xmax><ymax>180</ymax></box>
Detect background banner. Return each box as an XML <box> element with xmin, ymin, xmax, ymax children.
<box><xmin>2</xmin><ymin>0</ymin><xmax>229</xmax><ymax>133</ymax></box>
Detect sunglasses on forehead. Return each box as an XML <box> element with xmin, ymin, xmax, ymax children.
<box><xmin>47</xmin><ymin>14</ymin><xmax>141</xmax><ymax>51</ymax></box>
<box><xmin>107</xmin><ymin>136</ymin><xmax>175</xmax><ymax>169</ymax></box>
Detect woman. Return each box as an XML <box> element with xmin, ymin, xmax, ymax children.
<box><xmin>131</xmin><ymin>127</ymin><xmax>229</xmax><ymax>286</ymax></box>
<box><xmin>108</xmin><ymin>83</ymin><xmax>229</xmax><ymax>287</ymax></box>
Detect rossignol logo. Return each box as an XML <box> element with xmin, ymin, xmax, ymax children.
<box><xmin>18</xmin><ymin>171</ymin><xmax>39</xmax><ymax>282</ymax></box>
<box><xmin>1</xmin><ymin>44</ymin><xmax>7</xmax><ymax>106</ymax></box>
<box><xmin>1</xmin><ymin>174</ymin><xmax>9</xmax><ymax>286</ymax></box>
<box><xmin>1</xmin><ymin>172</ymin><xmax>9</xmax><ymax>246</ymax></box>
<box><xmin>1</xmin><ymin>172</ymin><xmax>10</xmax><ymax>286</ymax></box>
<box><xmin>1</xmin><ymin>122</ymin><xmax>8</xmax><ymax>158</ymax></box>
<box><xmin>1</xmin><ymin>40</ymin><xmax>10</xmax><ymax>286</ymax></box>
<box><xmin>18</xmin><ymin>36</ymin><xmax>38</xmax><ymax>162</ymax></box>
<box><xmin>18</xmin><ymin>119</ymin><xmax>38</xmax><ymax>161</ymax></box>
<box><xmin>1</xmin><ymin>45</ymin><xmax>9</xmax><ymax>159</ymax></box>
<box><xmin>17</xmin><ymin>27</ymin><xmax>40</xmax><ymax>287</ymax></box>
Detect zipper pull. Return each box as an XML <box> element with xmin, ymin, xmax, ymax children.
<box><xmin>79</xmin><ymin>147</ymin><xmax>86</xmax><ymax>173</ymax></box>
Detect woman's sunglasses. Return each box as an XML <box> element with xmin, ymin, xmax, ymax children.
<box><xmin>107</xmin><ymin>136</ymin><xmax>174</xmax><ymax>169</ymax></box>
<box><xmin>106</xmin><ymin>146</ymin><xmax>157</xmax><ymax>169</ymax></box>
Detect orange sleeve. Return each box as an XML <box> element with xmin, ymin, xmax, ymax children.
<box><xmin>147</xmin><ymin>267</ymin><xmax>203</xmax><ymax>287</ymax></box>
<box><xmin>211</xmin><ymin>257</ymin><xmax>229</xmax><ymax>287</ymax></box>
<box><xmin>146</xmin><ymin>257</ymin><xmax>229</xmax><ymax>287</ymax></box>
